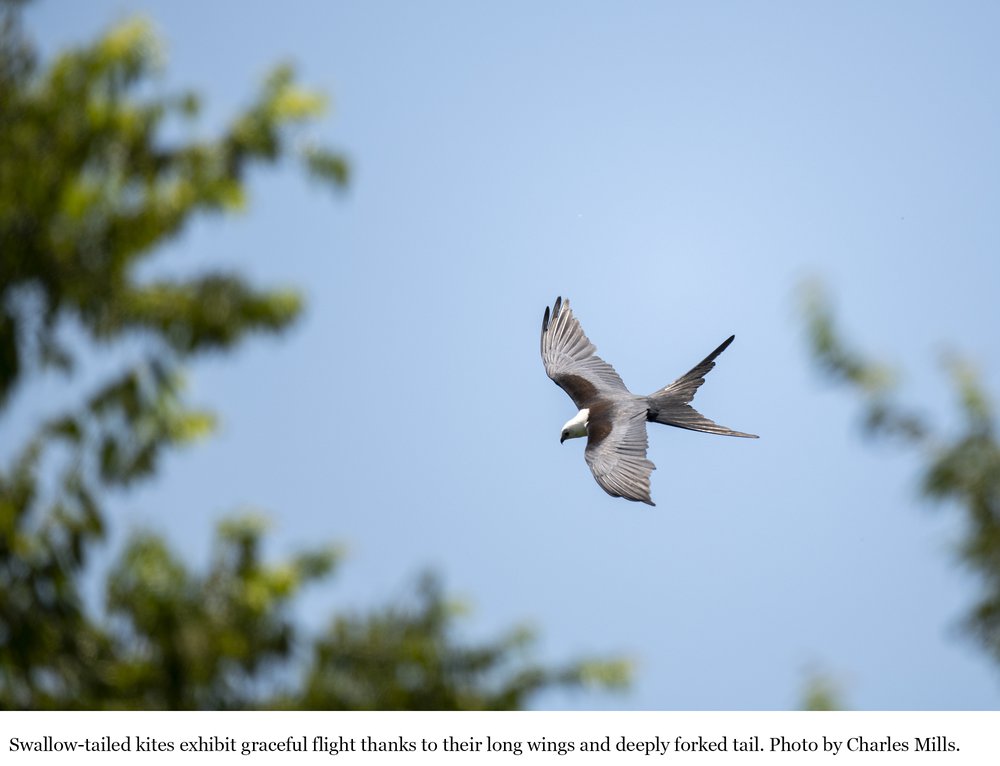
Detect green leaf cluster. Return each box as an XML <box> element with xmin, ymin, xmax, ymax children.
<box><xmin>802</xmin><ymin>281</ymin><xmax>1000</xmax><ymax>663</ymax></box>
<box><xmin>0</xmin><ymin>6</ymin><xmax>341</xmax><ymax>408</ymax></box>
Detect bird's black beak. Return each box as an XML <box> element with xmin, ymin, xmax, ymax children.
<box><xmin>560</xmin><ymin>434</ymin><xmax>566</xmax><ymax>444</ymax></box>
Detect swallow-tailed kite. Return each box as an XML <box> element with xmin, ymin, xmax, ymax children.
<box><xmin>541</xmin><ymin>296</ymin><xmax>757</xmax><ymax>506</ymax></box>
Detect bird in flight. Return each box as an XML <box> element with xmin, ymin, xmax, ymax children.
<box><xmin>541</xmin><ymin>296</ymin><xmax>757</xmax><ymax>506</ymax></box>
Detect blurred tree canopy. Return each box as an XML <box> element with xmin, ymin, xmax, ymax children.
<box><xmin>0</xmin><ymin>1</ymin><xmax>627</xmax><ymax>709</ymax></box>
<box><xmin>798</xmin><ymin>670</ymin><xmax>844</xmax><ymax>712</ymax></box>
<box><xmin>802</xmin><ymin>282</ymin><xmax>1000</xmax><ymax>666</ymax></box>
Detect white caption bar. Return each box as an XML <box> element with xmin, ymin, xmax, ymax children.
<box><xmin>1</xmin><ymin>711</ymin><xmax>996</xmax><ymax>764</ymax></box>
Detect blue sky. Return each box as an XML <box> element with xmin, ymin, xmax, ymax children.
<box><xmin>21</xmin><ymin>1</ymin><xmax>1000</xmax><ymax>709</ymax></box>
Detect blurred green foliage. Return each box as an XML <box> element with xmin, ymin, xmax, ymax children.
<box><xmin>0</xmin><ymin>1</ymin><xmax>627</xmax><ymax>709</ymax></box>
<box><xmin>798</xmin><ymin>669</ymin><xmax>845</xmax><ymax>712</ymax></box>
<box><xmin>802</xmin><ymin>281</ymin><xmax>1000</xmax><ymax>666</ymax></box>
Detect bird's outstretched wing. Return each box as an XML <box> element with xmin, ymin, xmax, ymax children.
<box><xmin>584</xmin><ymin>401</ymin><xmax>656</xmax><ymax>506</ymax></box>
<box><xmin>541</xmin><ymin>296</ymin><xmax>629</xmax><ymax>408</ymax></box>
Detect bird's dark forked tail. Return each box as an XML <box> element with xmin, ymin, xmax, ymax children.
<box><xmin>646</xmin><ymin>335</ymin><xmax>759</xmax><ymax>438</ymax></box>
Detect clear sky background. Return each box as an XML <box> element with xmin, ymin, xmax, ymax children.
<box><xmin>20</xmin><ymin>1</ymin><xmax>1000</xmax><ymax>709</ymax></box>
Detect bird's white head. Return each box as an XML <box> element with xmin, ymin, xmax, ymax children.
<box><xmin>560</xmin><ymin>408</ymin><xmax>590</xmax><ymax>444</ymax></box>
